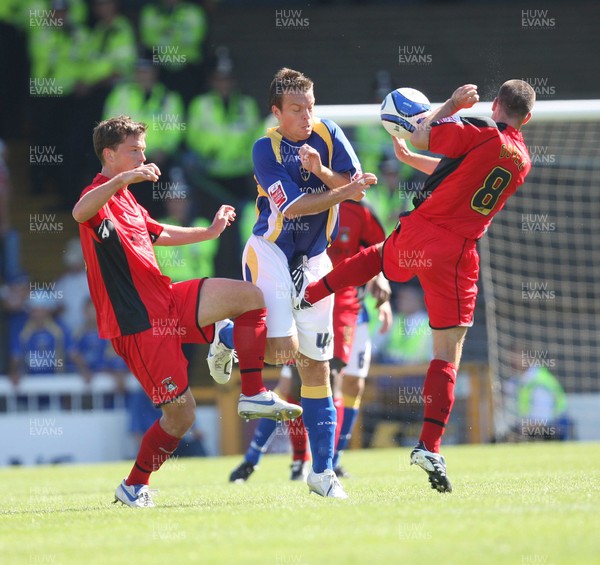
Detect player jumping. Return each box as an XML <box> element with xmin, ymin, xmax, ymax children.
<box><xmin>294</xmin><ymin>80</ymin><xmax>536</xmax><ymax>493</ymax></box>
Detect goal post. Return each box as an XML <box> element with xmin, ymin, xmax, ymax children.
<box><xmin>310</xmin><ymin>98</ymin><xmax>600</xmax><ymax>442</ymax></box>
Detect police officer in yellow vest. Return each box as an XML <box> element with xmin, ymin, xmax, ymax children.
<box><xmin>373</xmin><ymin>284</ymin><xmax>432</xmax><ymax>365</ymax></box>
<box><xmin>140</xmin><ymin>0</ymin><xmax>208</xmax><ymax>103</ymax></box>
<box><xmin>184</xmin><ymin>52</ymin><xmax>263</xmax><ymax>278</ymax></box>
<box><xmin>27</xmin><ymin>0</ymin><xmax>89</xmax><ymax>204</ymax></box>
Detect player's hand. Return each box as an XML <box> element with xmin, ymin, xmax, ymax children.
<box><xmin>347</xmin><ymin>173</ymin><xmax>378</xmax><ymax>201</ymax></box>
<box><xmin>451</xmin><ymin>84</ymin><xmax>479</xmax><ymax>110</ymax></box>
<box><xmin>392</xmin><ymin>137</ymin><xmax>413</xmax><ymax>163</ymax></box>
<box><xmin>377</xmin><ymin>300</ymin><xmax>393</xmax><ymax>334</ymax></box>
<box><xmin>121</xmin><ymin>163</ymin><xmax>161</xmax><ymax>185</ymax></box>
<box><xmin>210</xmin><ymin>205</ymin><xmax>236</xmax><ymax>236</ymax></box>
<box><xmin>298</xmin><ymin>144</ymin><xmax>323</xmax><ymax>173</ymax></box>
<box><xmin>371</xmin><ymin>273</ymin><xmax>392</xmax><ymax>307</ymax></box>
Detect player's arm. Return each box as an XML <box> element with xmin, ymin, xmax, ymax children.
<box><xmin>283</xmin><ymin>173</ymin><xmax>377</xmax><ymax>218</ymax></box>
<box><xmin>392</xmin><ymin>137</ymin><xmax>440</xmax><ymax>175</ymax></box>
<box><xmin>155</xmin><ymin>205</ymin><xmax>235</xmax><ymax>245</ymax></box>
<box><xmin>411</xmin><ymin>84</ymin><xmax>479</xmax><ymax>150</ymax></box>
<box><xmin>72</xmin><ymin>164</ymin><xmax>161</xmax><ymax>223</ymax></box>
<box><xmin>298</xmin><ymin>144</ymin><xmax>351</xmax><ymax>188</ymax></box>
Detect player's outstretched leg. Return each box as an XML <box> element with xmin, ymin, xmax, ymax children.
<box><xmin>200</xmin><ymin>279</ymin><xmax>303</xmax><ymax>421</ymax></box>
<box><xmin>293</xmin><ymin>245</ymin><xmax>383</xmax><ymax>310</ymax></box>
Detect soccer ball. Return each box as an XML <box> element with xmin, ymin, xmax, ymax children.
<box><xmin>380</xmin><ymin>88</ymin><xmax>431</xmax><ymax>140</ymax></box>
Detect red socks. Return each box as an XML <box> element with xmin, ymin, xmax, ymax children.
<box><xmin>419</xmin><ymin>359</ymin><xmax>457</xmax><ymax>453</ymax></box>
<box><xmin>234</xmin><ymin>308</ymin><xmax>268</xmax><ymax>397</ymax></box>
<box><xmin>305</xmin><ymin>245</ymin><xmax>382</xmax><ymax>305</ymax></box>
<box><xmin>126</xmin><ymin>419</ymin><xmax>180</xmax><ymax>486</ymax></box>
<box><xmin>287</xmin><ymin>406</ymin><xmax>309</xmax><ymax>461</ymax></box>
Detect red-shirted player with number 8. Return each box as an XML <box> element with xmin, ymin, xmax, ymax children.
<box><xmin>295</xmin><ymin>80</ymin><xmax>536</xmax><ymax>492</ymax></box>
<box><xmin>73</xmin><ymin>116</ymin><xmax>302</xmax><ymax>508</ymax></box>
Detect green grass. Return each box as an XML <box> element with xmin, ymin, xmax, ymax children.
<box><xmin>1</xmin><ymin>443</ymin><xmax>599</xmax><ymax>564</ymax></box>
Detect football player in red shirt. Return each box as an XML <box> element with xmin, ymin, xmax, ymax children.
<box><xmin>73</xmin><ymin>116</ymin><xmax>301</xmax><ymax>507</ymax></box>
<box><xmin>295</xmin><ymin>80</ymin><xmax>536</xmax><ymax>493</ymax></box>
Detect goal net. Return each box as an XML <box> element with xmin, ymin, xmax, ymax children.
<box><xmin>314</xmin><ymin>98</ymin><xmax>600</xmax><ymax>442</ymax></box>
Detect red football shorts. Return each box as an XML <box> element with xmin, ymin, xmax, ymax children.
<box><xmin>382</xmin><ymin>214</ymin><xmax>479</xmax><ymax>329</ymax></box>
<box><xmin>333</xmin><ymin>286</ymin><xmax>360</xmax><ymax>365</ymax></box>
<box><xmin>111</xmin><ymin>278</ymin><xmax>216</xmax><ymax>406</ymax></box>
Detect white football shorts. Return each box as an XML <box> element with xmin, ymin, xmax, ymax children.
<box><xmin>344</xmin><ymin>321</ymin><xmax>371</xmax><ymax>378</ymax></box>
<box><xmin>242</xmin><ymin>235</ymin><xmax>334</xmax><ymax>361</ymax></box>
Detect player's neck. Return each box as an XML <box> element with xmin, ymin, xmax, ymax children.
<box><xmin>276</xmin><ymin>126</ymin><xmax>309</xmax><ymax>143</ymax></box>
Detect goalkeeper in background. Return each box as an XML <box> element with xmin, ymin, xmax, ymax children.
<box><xmin>294</xmin><ymin>80</ymin><xmax>536</xmax><ymax>493</ymax></box>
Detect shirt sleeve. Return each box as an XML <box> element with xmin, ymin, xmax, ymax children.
<box><xmin>252</xmin><ymin>138</ymin><xmax>305</xmax><ymax>214</ymax></box>
<box><xmin>324</xmin><ymin>118</ymin><xmax>362</xmax><ymax>179</ymax></box>
<box><xmin>429</xmin><ymin>116</ymin><xmax>497</xmax><ymax>158</ymax></box>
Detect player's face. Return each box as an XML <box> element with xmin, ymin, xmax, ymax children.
<box><xmin>106</xmin><ymin>134</ymin><xmax>147</xmax><ymax>174</ymax></box>
<box><xmin>273</xmin><ymin>88</ymin><xmax>315</xmax><ymax>142</ymax></box>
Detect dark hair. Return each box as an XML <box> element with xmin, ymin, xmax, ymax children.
<box><xmin>93</xmin><ymin>115</ymin><xmax>147</xmax><ymax>164</ymax></box>
<box><xmin>497</xmin><ymin>80</ymin><xmax>536</xmax><ymax>121</ymax></box>
<box><xmin>268</xmin><ymin>67</ymin><xmax>314</xmax><ymax>110</ymax></box>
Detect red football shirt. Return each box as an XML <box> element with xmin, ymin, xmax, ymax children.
<box><xmin>78</xmin><ymin>174</ymin><xmax>171</xmax><ymax>339</ymax></box>
<box><xmin>413</xmin><ymin>116</ymin><xmax>531</xmax><ymax>240</ymax></box>
<box><xmin>329</xmin><ymin>200</ymin><xmax>386</xmax><ymax>314</ymax></box>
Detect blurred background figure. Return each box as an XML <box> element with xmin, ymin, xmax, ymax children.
<box><xmin>27</xmin><ymin>0</ymin><xmax>88</xmax><ymax>208</ymax></box>
<box><xmin>54</xmin><ymin>238</ymin><xmax>89</xmax><ymax>338</ymax></box>
<box><xmin>65</xmin><ymin>0</ymin><xmax>136</xmax><ymax>207</ymax></box>
<box><xmin>69</xmin><ymin>298</ymin><xmax>128</xmax><ymax>390</ymax></box>
<box><xmin>0</xmin><ymin>139</ymin><xmax>21</xmax><ymax>282</ymax></box>
<box><xmin>103</xmin><ymin>58</ymin><xmax>185</xmax><ymax>216</ymax></box>
<box><xmin>373</xmin><ymin>284</ymin><xmax>432</xmax><ymax>366</ymax></box>
<box><xmin>155</xmin><ymin>189</ymin><xmax>218</xmax><ymax>282</ymax></box>
<box><xmin>9</xmin><ymin>295</ymin><xmax>69</xmax><ymax>386</ymax></box>
<box><xmin>184</xmin><ymin>47</ymin><xmax>262</xmax><ymax>278</ymax></box>
<box><xmin>0</xmin><ymin>273</ymin><xmax>30</xmax><ymax>375</ymax></box>
<box><xmin>505</xmin><ymin>348</ymin><xmax>574</xmax><ymax>441</ymax></box>
<box><xmin>139</xmin><ymin>0</ymin><xmax>209</xmax><ymax>104</ymax></box>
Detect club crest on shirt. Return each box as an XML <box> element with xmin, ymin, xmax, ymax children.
<box><xmin>268</xmin><ymin>180</ymin><xmax>287</xmax><ymax>208</ymax></box>
<box><xmin>162</xmin><ymin>376</ymin><xmax>178</xmax><ymax>393</ymax></box>
<box><xmin>300</xmin><ymin>166</ymin><xmax>310</xmax><ymax>182</ymax></box>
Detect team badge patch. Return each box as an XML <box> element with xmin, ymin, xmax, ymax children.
<box><xmin>268</xmin><ymin>180</ymin><xmax>287</xmax><ymax>208</ymax></box>
<box><xmin>162</xmin><ymin>377</ymin><xmax>178</xmax><ymax>394</ymax></box>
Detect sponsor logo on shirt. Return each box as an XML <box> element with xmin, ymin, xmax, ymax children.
<box><xmin>268</xmin><ymin>180</ymin><xmax>287</xmax><ymax>208</ymax></box>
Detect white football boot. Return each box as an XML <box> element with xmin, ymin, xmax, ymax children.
<box><xmin>307</xmin><ymin>469</ymin><xmax>348</xmax><ymax>499</ymax></box>
<box><xmin>207</xmin><ymin>319</ymin><xmax>237</xmax><ymax>384</ymax></box>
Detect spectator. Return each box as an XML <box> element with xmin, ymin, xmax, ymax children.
<box><xmin>54</xmin><ymin>238</ymin><xmax>90</xmax><ymax>337</ymax></box>
<box><xmin>155</xmin><ymin>188</ymin><xmax>218</xmax><ymax>282</ymax></box>
<box><xmin>185</xmin><ymin>50</ymin><xmax>263</xmax><ymax>277</ymax></box>
<box><xmin>27</xmin><ymin>1</ymin><xmax>89</xmax><ymax>205</ymax></box>
<box><xmin>0</xmin><ymin>139</ymin><xmax>21</xmax><ymax>280</ymax></box>
<box><xmin>139</xmin><ymin>0</ymin><xmax>209</xmax><ymax>103</ymax></box>
<box><xmin>0</xmin><ymin>273</ymin><xmax>30</xmax><ymax>374</ymax></box>
<box><xmin>69</xmin><ymin>298</ymin><xmax>128</xmax><ymax>389</ymax></box>
<box><xmin>505</xmin><ymin>349</ymin><xmax>573</xmax><ymax>441</ymax></box>
<box><xmin>373</xmin><ymin>284</ymin><xmax>432</xmax><ymax>365</ymax></box>
<box><xmin>103</xmin><ymin>58</ymin><xmax>186</xmax><ymax>216</ymax></box>
<box><xmin>9</xmin><ymin>295</ymin><xmax>70</xmax><ymax>385</ymax></box>
<box><xmin>66</xmin><ymin>0</ymin><xmax>137</xmax><ymax>205</ymax></box>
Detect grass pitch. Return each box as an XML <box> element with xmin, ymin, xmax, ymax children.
<box><xmin>1</xmin><ymin>442</ymin><xmax>599</xmax><ymax>564</ymax></box>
